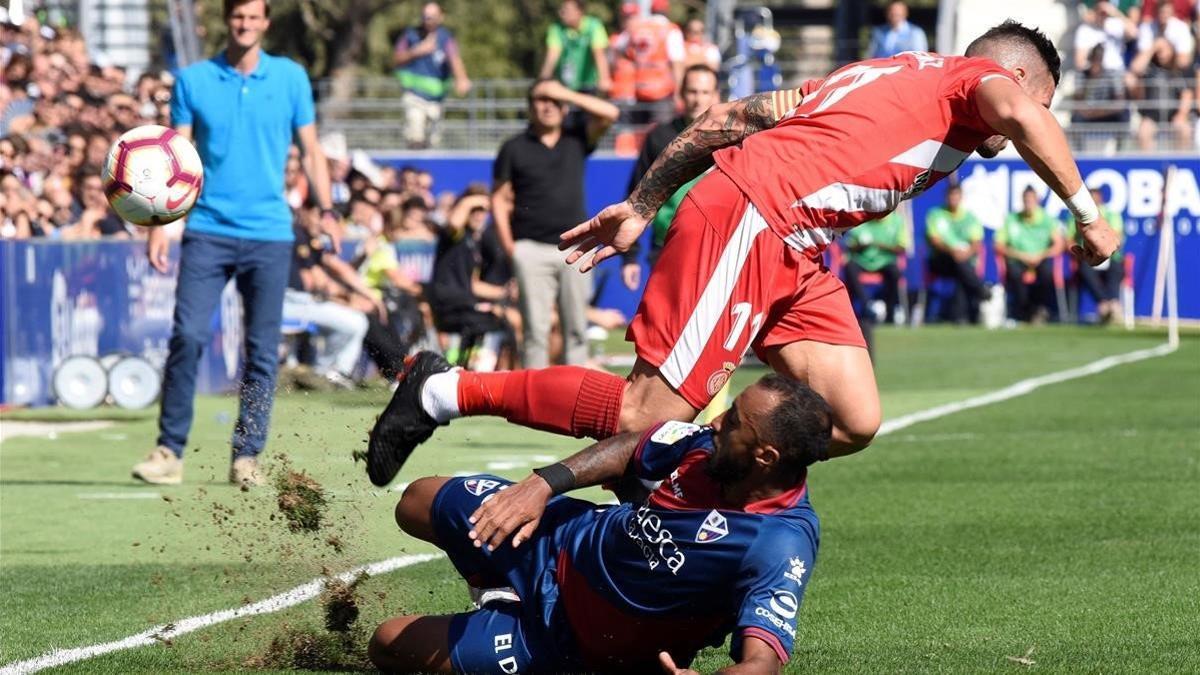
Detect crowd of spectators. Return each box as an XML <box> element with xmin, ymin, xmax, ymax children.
<box><xmin>394</xmin><ymin>0</ymin><xmax>720</xmax><ymax>148</ymax></box>
<box><xmin>0</xmin><ymin>14</ymin><xmax>174</xmax><ymax>241</ymax></box>
<box><xmin>1071</xmin><ymin>0</ymin><xmax>1200</xmax><ymax>151</ymax></box>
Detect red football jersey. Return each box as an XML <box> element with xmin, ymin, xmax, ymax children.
<box><xmin>713</xmin><ymin>53</ymin><xmax>1012</xmax><ymax>257</ymax></box>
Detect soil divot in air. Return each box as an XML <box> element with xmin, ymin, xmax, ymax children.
<box><xmin>321</xmin><ymin>572</ymin><xmax>368</xmax><ymax>633</ymax></box>
<box><xmin>274</xmin><ymin>470</ymin><xmax>328</xmax><ymax>533</ymax></box>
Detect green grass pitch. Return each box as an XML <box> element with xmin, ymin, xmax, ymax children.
<box><xmin>1</xmin><ymin>326</ymin><xmax>1197</xmax><ymax>673</ymax></box>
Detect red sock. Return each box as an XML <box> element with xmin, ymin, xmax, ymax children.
<box><xmin>457</xmin><ymin>367</ymin><xmax>625</xmax><ymax>439</ymax></box>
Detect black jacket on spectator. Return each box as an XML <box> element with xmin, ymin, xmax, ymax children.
<box><xmin>493</xmin><ymin>117</ymin><xmax>595</xmax><ymax>244</ymax></box>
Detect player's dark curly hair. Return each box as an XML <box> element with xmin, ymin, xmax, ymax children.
<box><xmin>965</xmin><ymin>20</ymin><xmax>1061</xmax><ymax>87</ymax></box>
<box><xmin>756</xmin><ymin>374</ymin><xmax>833</xmax><ymax>477</ymax></box>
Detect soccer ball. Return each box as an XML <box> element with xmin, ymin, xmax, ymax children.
<box><xmin>102</xmin><ymin>125</ymin><xmax>203</xmax><ymax>226</ymax></box>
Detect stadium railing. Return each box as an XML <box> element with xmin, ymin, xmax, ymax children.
<box><xmin>314</xmin><ymin>76</ymin><xmax>1198</xmax><ymax>155</ymax></box>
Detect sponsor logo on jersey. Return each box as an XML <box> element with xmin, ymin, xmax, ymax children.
<box><xmin>754</xmin><ymin>605</ymin><xmax>797</xmax><ymax>638</ymax></box>
<box><xmin>696</xmin><ymin>509</ymin><xmax>729</xmax><ymax>543</ymax></box>
<box><xmin>769</xmin><ymin>589</ymin><xmax>799</xmax><ymax>620</ymax></box>
<box><xmin>785</xmin><ymin>556</ymin><xmax>807</xmax><ymax>585</ymax></box>
<box><xmin>464</xmin><ymin>478</ymin><xmax>502</xmax><ymax>497</ymax></box>
<box><xmin>626</xmin><ymin>504</ymin><xmax>686</xmax><ymax>575</ymax></box>
<box><xmin>494</xmin><ymin>633</ymin><xmax>517</xmax><ymax>673</ymax></box>
<box><xmin>651</xmin><ymin>420</ymin><xmax>703</xmax><ymax>446</ymax></box>
<box><xmin>668</xmin><ymin>468</ymin><xmax>684</xmax><ymax>499</ymax></box>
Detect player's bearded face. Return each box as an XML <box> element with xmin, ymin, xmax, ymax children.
<box><xmin>705</xmin><ymin>442</ymin><xmax>755</xmax><ymax>484</ymax></box>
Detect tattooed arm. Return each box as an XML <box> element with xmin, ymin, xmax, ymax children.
<box><xmin>629</xmin><ymin>88</ymin><xmax>803</xmax><ymax>218</ymax></box>
<box><xmin>560</xmin><ymin>85</ymin><xmax>814</xmax><ymax>271</ymax></box>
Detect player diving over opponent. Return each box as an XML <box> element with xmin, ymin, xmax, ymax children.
<box><xmin>362</xmin><ymin>21</ymin><xmax>1119</xmax><ymax>488</ymax></box>
<box><xmin>369</xmin><ymin>375</ymin><xmax>831</xmax><ymax>673</ymax></box>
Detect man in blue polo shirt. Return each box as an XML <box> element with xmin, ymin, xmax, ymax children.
<box><xmin>133</xmin><ymin>0</ymin><xmax>338</xmax><ymax>487</ymax></box>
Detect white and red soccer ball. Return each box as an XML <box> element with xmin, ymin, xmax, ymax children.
<box><xmin>102</xmin><ymin>125</ymin><xmax>203</xmax><ymax>226</ymax></box>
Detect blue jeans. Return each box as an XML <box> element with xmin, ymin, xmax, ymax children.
<box><xmin>157</xmin><ymin>231</ymin><xmax>292</xmax><ymax>459</ymax></box>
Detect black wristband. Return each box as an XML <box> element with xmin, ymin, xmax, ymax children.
<box><xmin>321</xmin><ymin>207</ymin><xmax>338</xmax><ymax>220</ymax></box>
<box><xmin>532</xmin><ymin>463</ymin><xmax>575</xmax><ymax>496</ymax></box>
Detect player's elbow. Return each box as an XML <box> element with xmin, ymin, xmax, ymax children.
<box><xmin>694</xmin><ymin>100</ymin><xmax>735</xmax><ymax>131</ymax></box>
<box><xmin>986</xmin><ymin>96</ymin><xmax>1046</xmax><ymax>143</ymax></box>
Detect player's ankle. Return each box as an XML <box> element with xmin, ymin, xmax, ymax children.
<box><xmin>420</xmin><ymin>370</ymin><xmax>461</xmax><ymax>423</ymax></box>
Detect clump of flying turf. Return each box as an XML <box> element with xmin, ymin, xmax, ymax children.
<box><xmin>274</xmin><ymin>470</ymin><xmax>328</xmax><ymax>533</ymax></box>
<box><xmin>244</xmin><ymin>626</ymin><xmax>372</xmax><ymax>671</ymax></box>
<box><xmin>321</xmin><ymin>573</ymin><xmax>368</xmax><ymax>633</ymax></box>
<box><xmin>244</xmin><ymin>573</ymin><xmax>374</xmax><ymax>671</ymax></box>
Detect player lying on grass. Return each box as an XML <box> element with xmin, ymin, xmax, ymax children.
<box><xmin>363</xmin><ymin>21</ymin><xmax>1120</xmax><ymax>489</ymax></box>
<box><xmin>369</xmin><ymin>374</ymin><xmax>830</xmax><ymax>674</ymax></box>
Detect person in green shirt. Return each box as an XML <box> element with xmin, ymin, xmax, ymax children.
<box><xmin>925</xmin><ymin>184</ymin><xmax>986</xmax><ymax>323</ymax></box>
<box><xmin>995</xmin><ymin>185</ymin><xmax>1065</xmax><ymax>322</ymax></box>
<box><xmin>539</xmin><ymin>0</ymin><xmax>611</xmax><ymax>95</ymax></box>
<box><xmin>843</xmin><ymin>211</ymin><xmax>908</xmax><ymax>324</ymax></box>
<box><xmin>1067</xmin><ymin>187</ymin><xmax>1126</xmax><ymax>323</ymax></box>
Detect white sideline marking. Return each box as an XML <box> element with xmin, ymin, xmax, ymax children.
<box><xmin>0</xmin><ymin>553</ymin><xmax>443</xmax><ymax>675</ymax></box>
<box><xmin>875</xmin><ymin>343</ymin><xmax>1178</xmax><ymax>438</ymax></box>
<box><xmin>77</xmin><ymin>492</ymin><xmax>161</xmax><ymax>500</ymax></box>
<box><xmin>1</xmin><ymin>341</ymin><xmax>1178</xmax><ymax>674</ymax></box>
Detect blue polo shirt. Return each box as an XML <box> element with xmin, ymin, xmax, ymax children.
<box><xmin>171</xmin><ymin>51</ymin><xmax>315</xmax><ymax>241</ymax></box>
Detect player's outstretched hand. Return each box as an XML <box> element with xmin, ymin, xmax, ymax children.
<box><xmin>559</xmin><ymin>200</ymin><xmax>649</xmax><ymax>273</ymax></box>
<box><xmin>1072</xmin><ymin>215</ymin><xmax>1118</xmax><ymax>267</ymax></box>
<box><xmin>658</xmin><ymin>651</ymin><xmax>700</xmax><ymax>675</ymax></box>
<box><xmin>467</xmin><ymin>475</ymin><xmax>553</xmax><ymax>551</ymax></box>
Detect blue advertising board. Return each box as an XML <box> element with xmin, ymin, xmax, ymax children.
<box><xmin>0</xmin><ymin>240</ymin><xmax>242</xmax><ymax>407</ymax></box>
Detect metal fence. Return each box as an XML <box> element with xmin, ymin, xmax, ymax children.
<box><xmin>314</xmin><ymin>74</ymin><xmax>1198</xmax><ymax>155</ymax></box>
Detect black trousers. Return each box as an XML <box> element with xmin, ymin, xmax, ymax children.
<box><xmin>928</xmin><ymin>252</ymin><xmax>985</xmax><ymax>324</ymax></box>
<box><xmin>1004</xmin><ymin>257</ymin><xmax>1055</xmax><ymax>321</ymax></box>
<box><xmin>1077</xmin><ymin>260</ymin><xmax>1124</xmax><ymax>304</ymax></box>
<box><xmin>843</xmin><ymin>261</ymin><xmax>901</xmax><ymax>323</ymax></box>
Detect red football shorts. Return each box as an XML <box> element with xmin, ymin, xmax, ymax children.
<box><xmin>628</xmin><ymin>169</ymin><xmax>866</xmax><ymax>410</ymax></box>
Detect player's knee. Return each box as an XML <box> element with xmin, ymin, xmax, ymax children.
<box><xmin>395</xmin><ymin>477</ymin><xmax>441</xmax><ymax>540</ymax></box>
<box><xmin>368</xmin><ymin>618</ymin><xmax>409</xmax><ymax>670</ymax></box>
<box><xmin>841</xmin><ymin>412</ymin><xmax>881</xmax><ymax>452</ymax></box>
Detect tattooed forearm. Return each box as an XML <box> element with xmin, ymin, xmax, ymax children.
<box><xmin>560</xmin><ymin>431</ymin><xmax>643</xmax><ymax>487</ymax></box>
<box><xmin>628</xmin><ymin>91</ymin><xmax>779</xmax><ymax>219</ymax></box>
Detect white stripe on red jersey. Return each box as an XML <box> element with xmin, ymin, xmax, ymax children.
<box><xmin>714</xmin><ymin>53</ymin><xmax>1012</xmax><ymax>258</ymax></box>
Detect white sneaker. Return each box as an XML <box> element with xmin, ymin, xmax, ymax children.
<box><xmin>229</xmin><ymin>457</ymin><xmax>264</xmax><ymax>488</ymax></box>
<box><xmin>132</xmin><ymin>446</ymin><xmax>183</xmax><ymax>485</ymax></box>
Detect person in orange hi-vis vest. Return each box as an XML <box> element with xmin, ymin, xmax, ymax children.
<box><xmin>612</xmin><ymin>0</ymin><xmax>684</xmax><ymax>125</ymax></box>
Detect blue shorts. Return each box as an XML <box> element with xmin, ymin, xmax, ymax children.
<box><xmin>432</xmin><ymin>475</ymin><xmax>595</xmax><ymax>673</ymax></box>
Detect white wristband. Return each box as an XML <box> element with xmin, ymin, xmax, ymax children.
<box><xmin>1066</xmin><ymin>185</ymin><xmax>1099</xmax><ymax>225</ymax></box>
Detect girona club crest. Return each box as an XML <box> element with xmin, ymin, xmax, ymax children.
<box><xmin>706</xmin><ymin>361</ymin><xmax>736</xmax><ymax>397</ymax></box>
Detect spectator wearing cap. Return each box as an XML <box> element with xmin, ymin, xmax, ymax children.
<box><xmin>540</xmin><ymin>0</ymin><xmax>610</xmax><ymax>96</ymax></box>
<box><xmin>392</xmin><ymin>2</ymin><xmax>471</xmax><ymax>149</ymax></box>
<box><xmin>868</xmin><ymin>1</ymin><xmax>928</xmax><ymax>59</ymax></box>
